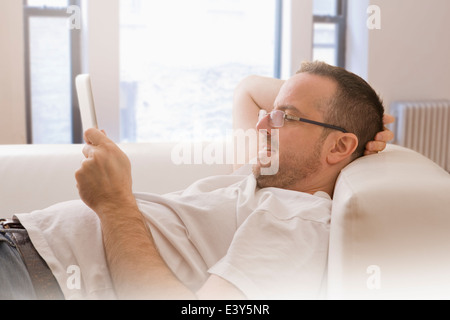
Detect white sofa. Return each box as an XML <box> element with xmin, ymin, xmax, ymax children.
<box><xmin>1</xmin><ymin>142</ymin><xmax>450</xmax><ymax>299</ymax></box>
<box><xmin>0</xmin><ymin>142</ymin><xmax>234</xmax><ymax>218</ymax></box>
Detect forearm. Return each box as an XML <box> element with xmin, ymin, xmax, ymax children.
<box><xmin>76</xmin><ymin>129</ymin><xmax>196</xmax><ymax>299</ymax></box>
<box><xmin>97</xmin><ymin>202</ymin><xmax>196</xmax><ymax>300</ymax></box>
<box><xmin>233</xmin><ymin>75</ymin><xmax>285</xmax><ymax>132</ymax></box>
<box><xmin>232</xmin><ymin>76</ymin><xmax>285</xmax><ymax>169</ymax></box>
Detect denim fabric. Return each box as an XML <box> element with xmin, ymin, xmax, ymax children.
<box><xmin>0</xmin><ymin>230</ymin><xmax>37</xmax><ymax>300</ymax></box>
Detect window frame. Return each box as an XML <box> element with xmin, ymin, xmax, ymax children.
<box><xmin>313</xmin><ymin>0</ymin><xmax>347</xmax><ymax>68</ymax></box>
<box><xmin>23</xmin><ymin>0</ymin><xmax>83</xmax><ymax>144</ymax></box>
<box><xmin>274</xmin><ymin>0</ymin><xmax>283</xmax><ymax>79</ymax></box>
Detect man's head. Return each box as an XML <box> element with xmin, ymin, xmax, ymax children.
<box><xmin>253</xmin><ymin>61</ymin><xmax>384</xmax><ymax>195</ymax></box>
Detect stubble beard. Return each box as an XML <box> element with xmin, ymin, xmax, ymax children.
<box><xmin>252</xmin><ymin>140</ymin><xmax>324</xmax><ymax>190</ymax></box>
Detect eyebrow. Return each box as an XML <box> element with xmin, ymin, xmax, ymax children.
<box><xmin>275</xmin><ymin>105</ymin><xmax>307</xmax><ymax>118</ymax></box>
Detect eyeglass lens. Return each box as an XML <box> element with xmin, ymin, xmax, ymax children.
<box><xmin>270</xmin><ymin>110</ymin><xmax>285</xmax><ymax>128</ymax></box>
<box><xmin>258</xmin><ymin>110</ymin><xmax>285</xmax><ymax>128</ymax></box>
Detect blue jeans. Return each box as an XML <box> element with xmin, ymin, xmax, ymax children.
<box><xmin>0</xmin><ymin>230</ymin><xmax>37</xmax><ymax>300</ymax></box>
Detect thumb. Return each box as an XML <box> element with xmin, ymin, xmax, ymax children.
<box><xmin>84</xmin><ymin>128</ymin><xmax>109</xmax><ymax>146</ymax></box>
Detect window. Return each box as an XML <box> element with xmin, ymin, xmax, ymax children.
<box><xmin>312</xmin><ymin>0</ymin><xmax>347</xmax><ymax>67</ymax></box>
<box><xmin>21</xmin><ymin>1</ymin><xmax>340</xmax><ymax>145</ymax></box>
<box><xmin>119</xmin><ymin>0</ymin><xmax>281</xmax><ymax>142</ymax></box>
<box><xmin>23</xmin><ymin>0</ymin><xmax>82</xmax><ymax>144</ymax></box>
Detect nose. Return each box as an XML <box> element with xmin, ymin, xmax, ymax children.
<box><xmin>256</xmin><ymin>111</ymin><xmax>272</xmax><ymax>132</ymax></box>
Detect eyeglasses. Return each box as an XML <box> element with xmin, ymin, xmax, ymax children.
<box><xmin>258</xmin><ymin>109</ymin><xmax>348</xmax><ymax>133</ymax></box>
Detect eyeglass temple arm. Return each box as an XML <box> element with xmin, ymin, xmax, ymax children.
<box><xmin>285</xmin><ymin>114</ymin><xmax>348</xmax><ymax>133</ymax></box>
<box><xmin>300</xmin><ymin>118</ymin><xmax>348</xmax><ymax>133</ymax></box>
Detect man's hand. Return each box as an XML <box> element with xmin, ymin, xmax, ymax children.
<box><xmin>75</xmin><ymin>128</ymin><xmax>195</xmax><ymax>300</ymax></box>
<box><xmin>364</xmin><ymin>114</ymin><xmax>395</xmax><ymax>155</ymax></box>
<box><xmin>75</xmin><ymin>128</ymin><xmax>136</xmax><ymax>215</ymax></box>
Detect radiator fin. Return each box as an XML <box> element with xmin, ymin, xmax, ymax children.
<box><xmin>391</xmin><ymin>100</ymin><xmax>450</xmax><ymax>172</ymax></box>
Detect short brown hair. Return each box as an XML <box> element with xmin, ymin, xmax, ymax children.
<box><xmin>297</xmin><ymin>61</ymin><xmax>385</xmax><ymax>158</ymax></box>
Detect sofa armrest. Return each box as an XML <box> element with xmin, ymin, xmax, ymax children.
<box><xmin>328</xmin><ymin>144</ymin><xmax>450</xmax><ymax>299</ymax></box>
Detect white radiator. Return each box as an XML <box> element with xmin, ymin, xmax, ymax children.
<box><xmin>390</xmin><ymin>100</ymin><xmax>450</xmax><ymax>172</ymax></box>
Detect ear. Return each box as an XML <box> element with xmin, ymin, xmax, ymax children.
<box><xmin>326</xmin><ymin>133</ymin><xmax>359</xmax><ymax>165</ymax></box>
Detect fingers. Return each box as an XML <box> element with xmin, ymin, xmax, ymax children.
<box><xmin>82</xmin><ymin>143</ymin><xmax>94</xmax><ymax>159</ymax></box>
<box><xmin>83</xmin><ymin>128</ymin><xmax>108</xmax><ymax>146</ymax></box>
<box><xmin>375</xmin><ymin>129</ymin><xmax>395</xmax><ymax>143</ymax></box>
<box><xmin>383</xmin><ymin>114</ymin><xmax>395</xmax><ymax>125</ymax></box>
<box><xmin>365</xmin><ymin>125</ymin><xmax>395</xmax><ymax>155</ymax></box>
<box><xmin>365</xmin><ymin>141</ymin><xmax>386</xmax><ymax>155</ymax></box>
<box><xmin>364</xmin><ymin>150</ymin><xmax>378</xmax><ymax>156</ymax></box>
<box><xmin>363</xmin><ymin>114</ymin><xmax>396</xmax><ymax>156</ymax></box>
<box><xmin>82</xmin><ymin>129</ymin><xmax>108</xmax><ymax>159</ymax></box>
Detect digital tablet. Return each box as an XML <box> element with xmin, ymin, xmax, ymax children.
<box><xmin>75</xmin><ymin>74</ymin><xmax>98</xmax><ymax>131</ymax></box>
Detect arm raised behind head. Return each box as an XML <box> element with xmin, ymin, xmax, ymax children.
<box><xmin>232</xmin><ymin>75</ymin><xmax>395</xmax><ymax>169</ymax></box>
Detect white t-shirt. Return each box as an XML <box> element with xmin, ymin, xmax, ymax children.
<box><xmin>16</xmin><ymin>174</ymin><xmax>331</xmax><ymax>300</ymax></box>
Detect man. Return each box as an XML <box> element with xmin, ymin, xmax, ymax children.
<box><xmin>1</xmin><ymin>62</ymin><xmax>393</xmax><ymax>300</ymax></box>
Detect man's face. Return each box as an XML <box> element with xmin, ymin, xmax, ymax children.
<box><xmin>252</xmin><ymin>73</ymin><xmax>337</xmax><ymax>191</ymax></box>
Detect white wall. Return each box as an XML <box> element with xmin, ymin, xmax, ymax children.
<box><xmin>366</xmin><ymin>0</ymin><xmax>450</xmax><ymax>112</ymax></box>
<box><xmin>346</xmin><ymin>0</ymin><xmax>370</xmax><ymax>80</ymax></box>
<box><xmin>0</xmin><ymin>0</ymin><xmax>26</xmax><ymax>144</ymax></box>
<box><xmin>282</xmin><ymin>0</ymin><xmax>313</xmax><ymax>78</ymax></box>
<box><xmin>0</xmin><ymin>0</ymin><xmax>120</xmax><ymax>144</ymax></box>
<box><xmin>83</xmin><ymin>0</ymin><xmax>120</xmax><ymax>142</ymax></box>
